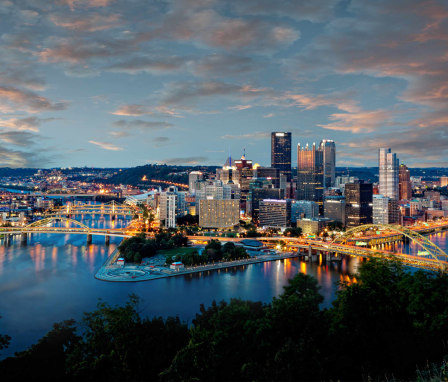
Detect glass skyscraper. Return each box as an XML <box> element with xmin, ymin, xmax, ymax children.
<box><xmin>379</xmin><ymin>148</ymin><xmax>400</xmax><ymax>200</ymax></box>
<box><xmin>296</xmin><ymin>143</ymin><xmax>324</xmax><ymax>207</ymax></box>
<box><xmin>319</xmin><ymin>140</ymin><xmax>336</xmax><ymax>188</ymax></box>
<box><xmin>271</xmin><ymin>132</ymin><xmax>292</xmax><ymax>181</ymax></box>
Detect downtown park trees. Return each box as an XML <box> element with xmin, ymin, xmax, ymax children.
<box><xmin>165</xmin><ymin>240</ymin><xmax>250</xmax><ymax>266</ymax></box>
<box><xmin>118</xmin><ymin>231</ymin><xmax>189</xmax><ymax>263</ymax></box>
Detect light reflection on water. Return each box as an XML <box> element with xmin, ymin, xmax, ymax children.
<box><xmin>0</xmin><ymin>217</ymin><xmax>447</xmax><ymax>359</ymax></box>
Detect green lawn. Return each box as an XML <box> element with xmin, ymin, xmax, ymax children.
<box><xmin>158</xmin><ymin>247</ymin><xmax>198</xmax><ymax>256</ymax></box>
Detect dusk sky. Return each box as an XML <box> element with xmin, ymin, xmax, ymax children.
<box><xmin>0</xmin><ymin>0</ymin><xmax>447</xmax><ymax>168</ymax></box>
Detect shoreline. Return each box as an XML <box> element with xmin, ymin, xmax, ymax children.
<box><xmin>95</xmin><ymin>250</ymin><xmax>302</xmax><ymax>282</ymax></box>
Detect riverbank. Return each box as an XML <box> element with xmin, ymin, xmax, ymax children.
<box><xmin>95</xmin><ymin>250</ymin><xmax>301</xmax><ymax>282</ymax></box>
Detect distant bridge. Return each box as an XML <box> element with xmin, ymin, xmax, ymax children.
<box><xmin>48</xmin><ymin>200</ymin><xmax>138</xmax><ymax>217</ymax></box>
<box><xmin>0</xmin><ymin>216</ymin><xmax>135</xmax><ymax>245</ymax></box>
<box><xmin>188</xmin><ymin>223</ymin><xmax>448</xmax><ymax>272</ymax></box>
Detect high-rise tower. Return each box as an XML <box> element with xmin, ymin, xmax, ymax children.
<box><xmin>399</xmin><ymin>164</ymin><xmax>412</xmax><ymax>200</ymax></box>
<box><xmin>319</xmin><ymin>140</ymin><xmax>336</xmax><ymax>188</ymax></box>
<box><xmin>297</xmin><ymin>143</ymin><xmax>324</xmax><ymax>207</ymax></box>
<box><xmin>271</xmin><ymin>132</ymin><xmax>292</xmax><ymax>181</ymax></box>
<box><xmin>379</xmin><ymin>148</ymin><xmax>400</xmax><ymax>200</ymax></box>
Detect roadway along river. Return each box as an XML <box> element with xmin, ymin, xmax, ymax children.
<box><xmin>0</xmin><ymin>214</ymin><xmax>447</xmax><ymax>358</ymax></box>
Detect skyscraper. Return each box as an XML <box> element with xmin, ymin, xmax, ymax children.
<box><xmin>379</xmin><ymin>148</ymin><xmax>399</xmax><ymax>200</ymax></box>
<box><xmin>188</xmin><ymin>171</ymin><xmax>203</xmax><ymax>194</ymax></box>
<box><xmin>271</xmin><ymin>132</ymin><xmax>292</xmax><ymax>181</ymax></box>
<box><xmin>399</xmin><ymin>164</ymin><xmax>412</xmax><ymax>200</ymax></box>
<box><xmin>296</xmin><ymin>143</ymin><xmax>324</xmax><ymax>207</ymax></box>
<box><xmin>319</xmin><ymin>140</ymin><xmax>336</xmax><ymax>188</ymax></box>
<box><xmin>345</xmin><ymin>182</ymin><xmax>373</xmax><ymax>227</ymax></box>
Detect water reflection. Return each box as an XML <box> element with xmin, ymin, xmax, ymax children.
<box><xmin>0</xmin><ymin>219</ymin><xmax>447</xmax><ymax>360</ymax></box>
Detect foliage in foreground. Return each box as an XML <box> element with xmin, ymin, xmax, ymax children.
<box><xmin>1</xmin><ymin>259</ymin><xmax>448</xmax><ymax>381</ymax></box>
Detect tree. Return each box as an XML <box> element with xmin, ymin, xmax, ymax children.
<box><xmin>0</xmin><ymin>320</ymin><xmax>79</xmax><ymax>381</ymax></box>
<box><xmin>283</xmin><ymin>227</ymin><xmax>302</xmax><ymax>237</ymax></box>
<box><xmin>0</xmin><ymin>315</ymin><xmax>10</xmax><ymax>356</ymax></box>
<box><xmin>66</xmin><ymin>295</ymin><xmax>189</xmax><ymax>381</ymax></box>
<box><xmin>162</xmin><ymin>299</ymin><xmax>267</xmax><ymax>381</ymax></box>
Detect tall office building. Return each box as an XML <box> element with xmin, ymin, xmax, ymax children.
<box><xmin>253</xmin><ymin>166</ymin><xmax>280</xmax><ymax>188</ymax></box>
<box><xmin>373</xmin><ymin>195</ymin><xmax>400</xmax><ymax>225</ymax></box>
<box><xmin>441</xmin><ymin>176</ymin><xmax>448</xmax><ymax>188</ymax></box>
<box><xmin>271</xmin><ymin>132</ymin><xmax>292</xmax><ymax>181</ymax></box>
<box><xmin>234</xmin><ymin>153</ymin><xmax>253</xmax><ymax>213</ymax></box>
<box><xmin>324</xmin><ymin>195</ymin><xmax>346</xmax><ymax>225</ymax></box>
<box><xmin>399</xmin><ymin>164</ymin><xmax>412</xmax><ymax>200</ymax></box>
<box><xmin>379</xmin><ymin>148</ymin><xmax>400</xmax><ymax>200</ymax></box>
<box><xmin>345</xmin><ymin>182</ymin><xmax>373</xmax><ymax>227</ymax></box>
<box><xmin>159</xmin><ymin>191</ymin><xmax>177</xmax><ymax>228</ymax></box>
<box><xmin>188</xmin><ymin>171</ymin><xmax>203</xmax><ymax>194</ymax></box>
<box><xmin>319</xmin><ymin>140</ymin><xmax>336</xmax><ymax>188</ymax></box>
<box><xmin>297</xmin><ymin>143</ymin><xmax>324</xmax><ymax>207</ymax></box>
<box><xmin>259</xmin><ymin>199</ymin><xmax>291</xmax><ymax>229</ymax></box>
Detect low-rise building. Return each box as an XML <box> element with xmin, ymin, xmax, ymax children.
<box><xmin>297</xmin><ymin>217</ymin><xmax>332</xmax><ymax>235</ymax></box>
<box><xmin>259</xmin><ymin>199</ymin><xmax>291</xmax><ymax>229</ymax></box>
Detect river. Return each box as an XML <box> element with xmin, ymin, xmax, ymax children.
<box><xmin>0</xmin><ymin>214</ymin><xmax>446</xmax><ymax>358</ymax></box>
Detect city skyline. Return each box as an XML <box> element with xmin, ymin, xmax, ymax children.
<box><xmin>0</xmin><ymin>0</ymin><xmax>447</xmax><ymax>168</ymax></box>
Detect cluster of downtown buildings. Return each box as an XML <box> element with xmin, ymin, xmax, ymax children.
<box><xmin>146</xmin><ymin>133</ymin><xmax>448</xmax><ymax>235</ymax></box>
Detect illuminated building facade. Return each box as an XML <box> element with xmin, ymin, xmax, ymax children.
<box><xmin>296</xmin><ymin>143</ymin><xmax>324</xmax><ymax>207</ymax></box>
<box><xmin>345</xmin><ymin>182</ymin><xmax>373</xmax><ymax>227</ymax></box>
<box><xmin>379</xmin><ymin>148</ymin><xmax>399</xmax><ymax>200</ymax></box>
<box><xmin>271</xmin><ymin>132</ymin><xmax>292</xmax><ymax>181</ymax></box>
<box><xmin>398</xmin><ymin>164</ymin><xmax>412</xmax><ymax>200</ymax></box>
<box><xmin>319</xmin><ymin>140</ymin><xmax>336</xmax><ymax>188</ymax></box>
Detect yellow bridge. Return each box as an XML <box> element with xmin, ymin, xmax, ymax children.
<box><xmin>48</xmin><ymin>200</ymin><xmax>138</xmax><ymax>217</ymax></box>
<box><xmin>189</xmin><ymin>223</ymin><xmax>448</xmax><ymax>272</ymax></box>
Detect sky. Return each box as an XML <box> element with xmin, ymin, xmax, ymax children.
<box><xmin>0</xmin><ymin>0</ymin><xmax>447</xmax><ymax>169</ymax></box>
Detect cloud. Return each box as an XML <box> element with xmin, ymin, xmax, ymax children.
<box><xmin>59</xmin><ymin>0</ymin><xmax>114</xmax><ymax>11</ymax></box>
<box><xmin>50</xmin><ymin>13</ymin><xmax>121</xmax><ymax>32</ymax></box>
<box><xmin>160</xmin><ymin>81</ymin><xmax>272</xmax><ymax>107</ymax></box>
<box><xmin>0</xmin><ymin>131</ymin><xmax>39</xmax><ymax>147</ymax></box>
<box><xmin>342</xmin><ymin>124</ymin><xmax>448</xmax><ymax>166</ymax></box>
<box><xmin>192</xmin><ymin>54</ymin><xmax>260</xmax><ymax>77</ymax></box>
<box><xmin>289</xmin><ymin>0</ymin><xmax>448</xmax><ymax>141</ymax></box>
<box><xmin>88</xmin><ymin>140</ymin><xmax>123</xmax><ymax>151</ymax></box>
<box><xmin>230</xmin><ymin>0</ymin><xmax>338</xmax><ymax>22</ymax></box>
<box><xmin>160</xmin><ymin>3</ymin><xmax>300</xmax><ymax>50</ymax></box>
<box><xmin>0</xmin><ymin>144</ymin><xmax>50</xmax><ymax>167</ymax></box>
<box><xmin>162</xmin><ymin>156</ymin><xmax>208</xmax><ymax>165</ymax></box>
<box><xmin>0</xmin><ymin>116</ymin><xmax>56</xmax><ymax>132</ymax></box>
<box><xmin>221</xmin><ymin>131</ymin><xmax>269</xmax><ymax>140</ymax></box>
<box><xmin>318</xmin><ymin>109</ymin><xmax>395</xmax><ymax>133</ymax></box>
<box><xmin>107</xmin><ymin>55</ymin><xmax>187</xmax><ymax>74</ymax></box>
<box><xmin>152</xmin><ymin>136</ymin><xmax>170</xmax><ymax>147</ymax></box>
<box><xmin>111</xmin><ymin>105</ymin><xmax>182</xmax><ymax>117</ymax></box>
<box><xmin>108</xmin><ymin>131</ymin><xmax>129</xmax><ymax>138</ymax></box>
<box><xmin>112</xmin><ymin>120</ymin><xmax>174</xmax><ymax>130</ymax></box>
<box><xmin>0</xmin><ymin>86</ymin><xmax>68</xmax><ymax>113</ymax></box>
<box><xmin>263</xmin><ymin>113</ymin><xmax>274</xmax><ymax>118</ymax></box>
<box><xmin>228</xmin><ymin>105</ymin><xmax>252</xmax><ymax>111</ymax></box>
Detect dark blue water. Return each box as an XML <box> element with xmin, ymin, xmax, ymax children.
<box><xmin>0</xmin><ymin>214</ymin><xmax>446</xmax><ymax>358</ymax></box>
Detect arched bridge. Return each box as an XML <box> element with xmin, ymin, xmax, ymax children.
<box><xmin>48</xmin><ymin>201</ymin><xmax>138</xmax><ymax>217</ymax></box>
<box><xmin>0</xmin><ymin>217</ymin><xmax>134</xmax><ymax>244</ymax></box>
<box><xmin>333</xmin><ymin>223</ymin><xmax>448</xmax><ymax>263</ymax></box>
<box><xmin>189</xmin><ymin>223</ymin><xmax>448</xmax><ymax>272</ymax></box>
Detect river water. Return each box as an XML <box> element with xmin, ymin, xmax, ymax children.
<box><xmin>0</xmin><ymin>214</ymin><xmax>446</xmax><ymax>358</ymax></box>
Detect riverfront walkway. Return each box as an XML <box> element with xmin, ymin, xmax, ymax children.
<box><xmin>95</xmin><ymin>252</ymin><xmax>300</xmax><ymax>282</ymax></box>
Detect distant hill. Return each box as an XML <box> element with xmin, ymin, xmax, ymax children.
<box><xmin>106</xmin><ymin>164</ymin><xmax>218</xmax><ymax>186</ymax></box>
<box><xmin>0</xmin><ymin>168</ymin><xmax>36</xmax><ymax>177</ymax></box>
